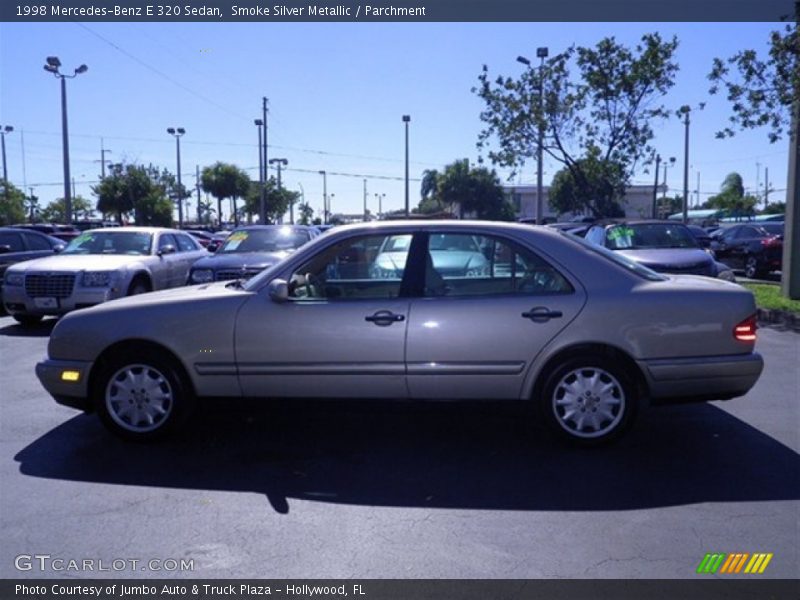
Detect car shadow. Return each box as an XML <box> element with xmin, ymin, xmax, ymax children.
<box><xmin>0</xmin><ymin>318</ymin><xmax>56</xmax><ymax>337</ymax></box>
<box><xmin>14</xmin><ymin>401</ymin><xmax>800</xmax><ymax>514</ymax></box>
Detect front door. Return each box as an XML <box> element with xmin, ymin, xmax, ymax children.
<box><xmin>235</xmin><ymin>232</ymin><xmax>414</xmax><ymax>399</ymax></box>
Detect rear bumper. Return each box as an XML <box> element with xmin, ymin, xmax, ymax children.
<box><xmin>638</xmin><ymin>352</ymin><xmax>763</xmax><ymax>404</ymax></box>
<box><xmin>35</xmin><ymin>358</ymin><xmax>93</xmax><ymax>411</ymax></box>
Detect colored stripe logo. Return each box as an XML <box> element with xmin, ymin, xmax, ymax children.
<box><xmin>697</xmin><ymin>553</ymin><xmax>773</xmax><ymax>574</ymax></box>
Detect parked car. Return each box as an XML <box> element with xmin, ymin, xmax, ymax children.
<box><xmin>584</xmin><ymin>220</ymin><xmax>735</xmax><ymax>280</ymax></box>
<box><xmin>184</xmin><ymin>229</ymin><xmax>215</xmax><ymax>248</ymax></box>
<box><xmin>686</xmin><ymin>224</ymin><xmax>713</xmax><ymax>248</ymax></box>
<box><xmin>3</xmin><ymin>227</ymin><xmax>207</xmax><ymax>325</ymax></box>
<box><xmin>371</xmin><ymin>232</ymin><xmax>489</xmax><ymax>279</ymax></box>
<box><xmin>36</xmin><ymin>221</ymin><xmax>762</xmax><ymax>444</ymax></box>
<box><xmin>710</xmin><ymin>222</ymin><xmax>784</xmax><ymax>279</ymax></box>
<box><xmin>0</xmin><ymin>227</ymin><xmax>65</xmax><ymax>303</ymax></box>
<box><xmin>205</xmin><ymin>231</ymin><xmax>231</xmax><ymax>253</ymax></box>
<box><xmin>12</xmin><ymin>223</ymin><xmax>81</xmax><ymax>243</ymax></box>
<box><xmin>188</xmin><ymin>225</ymin><xmax>318</xmax><ymax>284</ymax></box>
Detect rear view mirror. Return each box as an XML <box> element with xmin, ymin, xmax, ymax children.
<box><xmin>268</xmin><ymin>279</ymin><xmax>289</xmax><ymax>303</ymax></box>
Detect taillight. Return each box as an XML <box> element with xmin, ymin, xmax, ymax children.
<box><xmin>761</xmin><ymin>237</ymin><xmax>782</xmax><ymax>247</ymax></box>
<box><xmin>734</xmin><ymin>314</ymin><xmax>757</xmax><ymax>342</ymax></box>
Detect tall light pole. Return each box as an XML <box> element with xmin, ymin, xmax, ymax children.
<box><xmin>255</xmin><ymin>119</ymin><xmax>265</xmax><ymax>223</ymax></box>
<box><xmin>43</xmin><ymin>56</ymin><xmax>87</xmax><ymax>224</ymax></box>
<box><xmin>518</xmin><ymin>47</ymin><xmax>548</xmax><ymax>224</ymax></box>
<box><xmin>167</xmin><ymin>127</ymin><xmax>186</xmax><ymax>227</ymax></box>
<box><xmin>262</xmin><ymin>97</ymin><xmax>269</xmax><ymax>224</ymax></box>
<box><xmin>402</xmin><ymin>115</ymin><xmax>410</xmax><ymax>217</ymax></box>
<box><xmin>651</xmin><ymin>154</ymin><xmax>661</xmax><ymax>219</ymax></box>
<box><xmin>677</xmin><ymin>104</ymin><xmax>703</xmax><ymax>223</ymax></box>
<box><xmin>318</xmin><ymin>170</ymin><xmax>328</xmax><ymax>224</ymax></box>
<box><xmin>98</xmin><ymin>138</ymin><xmax>112</xmax><ymax>178</ymax></box>
<box><xmin>363</xmin><ymin>178</ymin><xmax>368</xmax><ymax>221</ymax></box>
<box><xmin>0</xmin><ymin>125</ymin><xmax>13</xmax><ymax>202</ymax></box>
<box><xmin>269</xmin><ymin>158</ymin><xmax>288</xmax><ymax>223</ymax></box>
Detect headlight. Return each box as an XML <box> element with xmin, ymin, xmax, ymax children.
<box><xmin>4</xmin><ymin>272</ymin><xmax>24</xmax><ymax>286</ymax></box>
<box><xmin>191</xmin><ymin>269</ymin><xmax>214</xmax><ymax>283</ymax></box>
<box><xmin>81</xmin><ymin>271</ymin><xmax>114</xmax><ymax>287</ymax></box>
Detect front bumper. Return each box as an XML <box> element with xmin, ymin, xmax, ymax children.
<box><xmin>3</xmin><ymin>285</ymin><xmax>120</xmax><ymax>316</ymax></box>
<box><xmin>639</xmin><ymin>352</ymin><xmax>764</xmax><ymax>404</ymax></box>
<box><xmin>35</xmin><ymin>358</ymin><xmax>94</xmax><ymax>411</ymax></box>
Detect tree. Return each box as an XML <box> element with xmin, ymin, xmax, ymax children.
<box><xmin>93</xmin><ymin>163</ymin><xmax>175</xmax><ymax>226</ymax></box>
<box><xmin>709</xmin><ymin>5</ymin><xmax>799</xmax><ymax>298</ymax></box>
<box><xmin>201</xmin><ymin>162</ymin><xmax>250</xmax><ymax>227</ymax></box>
<box><xmin>415</xmin><ymin>159</ymin><xmax>514</xmax><ymax>220</ymax></box>
<box><xmin>763</xmin><ymin>201</ymin><xmax>786</xmax><ymax>215</ymax></box>
<box><xmin>25</xmin><ymin>192</ymin><xmax>40</xmax><ymax>223</ymax></box>
<box><xmin>297</xmin><ymin>202</ymin><xmax>314</xmax><ymax>225</ymax></box>
<box><xmin>0</xmin><ymin>181</ymin><xmax>26</xmax><ymax>225</ymax></box>
<box><xmin>702</xmin><ymin>172</ymin><xmax>757</xmax><ymax>217</ymax></box>
<box><xmin>549</xmin><ymin>152</ymin><xmax>626</xmax><ymax>218</ymax></box>
<box><xmin>243</xmin><ymin>178</ymin><xmax>299</xmax><ymax>223</ymax></box>
<box><xmin>40</xmin><ymin>196</ymin><xmax>95</xmax><ymax>223</ymax></box>
<box><xmin>475</xmin><ymin>33</ymin><xmax>679</xmax><ymax>217</ymax></box>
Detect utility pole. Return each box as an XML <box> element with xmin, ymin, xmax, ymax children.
<box><xmin>696</xmin><ymin>171</ymin><xmax>701</xmax><ymax>208</ymax></box>
<box><xmin>363</xmin><ymin>178</ymin><xmax>368</xmax><ymax>221</ymax></box>
<box><xmin>652</xmin><ymin>154</ymin><xmax>661</xmax><ymax>218</ymax></box>
<box><xmin>319</xmin><ymin>170</ymin><xmax>328</xmax><ymax>224</ymax></box>
<box><xmin>262</xmin><ymin>97</ymin><xmax>268</xmax><ymax>224</ymax></box>
<box><xmin>100</xmin><ymin>138</ymin><xmax>112</xmax><ymax>178</ymax></box>
<box><xmin>0</xmin><ymin>125</ymin><xmax>12</xmax><ymax>204</ymax></box>
<box><xmin>680</xmin><ymin>105</ymin><xmax>691</xmax><ymax>224</ymax></box>
<box><xmin>269</xmin><ymin>158</ymin><xmax>288</xmax><ymax>223</ymax></box>
<box><xmin>196</xmin><ymin>165</ymin><xmax>202</xmax><ymax>224</ymax></box>
<box><xmin>764</xmin><ymin>167</ymin><xmax>770</xmax><ymax>208</ymax></box>
<box><xmin>402</xmin><ymin>115</ymin><xmax>410</xmax><ymax>217</ymax></box>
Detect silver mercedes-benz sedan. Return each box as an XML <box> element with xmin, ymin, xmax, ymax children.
<box><xmin>3</xmin><ymin>227</ymin><xmax>207</xmax><ymax>325</ymax></box>
<box><xmin>35</xmin><ymin>221</ymin><xmax>763</xmax><ymax>444</ymax></box>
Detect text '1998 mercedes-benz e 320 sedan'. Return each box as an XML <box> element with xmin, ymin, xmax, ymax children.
<box><xmin>35</xmin><ymin>221</ymin><xmax>763</xmax><ymax>444</ymax></box>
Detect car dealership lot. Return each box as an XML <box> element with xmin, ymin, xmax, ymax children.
<box><xmin>0</xmin><ymin>314</ymin><xmax>797</xmax><ymax>579</ymax></box>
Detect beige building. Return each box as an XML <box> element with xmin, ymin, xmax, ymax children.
<box><xmin>505</xmin><ymin>184</ymin><xmax>667</xmax><ymax>221</ymax></box>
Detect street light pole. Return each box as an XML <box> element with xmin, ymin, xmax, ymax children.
<box><xmin>318</xmin><ymin>170</ymin><xmax>328</xmax><ymax>224</ymax></box>
<box><xmin>518</xmin><ymin>47</ymin><xmax>549</xmax><ymax>224</ymax></box>
<box><xmin>0</xmin><ymin>125</ymin><xmax>12</xmax><ymax>202</ymax></box>
<box><xmin>99</xmin><ymin>138</ymin><xmax>112</xmax><ymax>178</ymax></box>
<box><xmin>167</xmin><ymin>127</ymin><xmax>186</xmax><ymax>227</ymax></box>
<box><xmin>652</xmin><ymin>153</ymin><xmax>661</xmax><ymax>219</ymax></box>
<box><xmin>269</xmin><ymin>158</ymin><xmax>289</xmax><ymax>223</ymax></box>
<box><xmin>262</xmin><ymin>97</ymin><xmax>269</xmax><ymax>224</ymax></box>
<box><xmin>363</xmin><ymin>178</ymin><xmax>368</xmax><ymax>221</ymax></box>
<box><xmin>44</xmin><ymin>57</ymin><xmax>87</xmax><ymax>224</ymax></box>
<box><xmin>255</xmin><ymin>119</ymin><xmax>265</xmax><ymax>223</ymax></box>
<box><xmin>402</xmin><ymin>115</ymin><xmax>410</xmax><ymax>217</ymax></box>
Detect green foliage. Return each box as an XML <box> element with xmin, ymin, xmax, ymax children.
<box><xmin>416</xmin><ymin>160</ymin><xmax>514</xmax><ymax>220</ymax></box>
<box><xmin>475</xmin><ymin>33</ymin><xmax>679</xmax><ymax>215</ymax></box>
<box><xmin>549</xmin><ymin>152</ymin><xmax>626</xmax><ymax>218</ymax></box>
<box><xmin>702</xmin><ymin>172</ymin><xmax>757</xmax><ymax>216</ymax></box>
<box><xmin>743</xmin><ymin>284</ymin><xmax>800</xmax><ymax>314</ymax></box>
<box><xmin>708</xmin><ymin>15</ymin><xmax>798</xmax><ymax>142</ymax></box>
<box><xmin>201</xmin><ymin>162</ymin><xmax>250</xmax><ymax>226</ymax></box>
<box><xmin>39</xmin><ymin>196</ymin><xmax>95</xmax><ymax>223</ymax></box>
<box><xmin>762</xmin><ymin>201</ymin><xmax>786</xmax><ymax>215</ymax></box>
<box><xmin>93</xmin><ymin>163</ymin><xmax>176</xmax><ymax>225</ymax></box>
<box><xmin>297</xmin><ymin>202</ymin><xmax>314</xmax><ymax>225</ymax></box>
<box><xmin>243</xmin><ymin>177</ymin><xmax>299</xmax><ymax>224</ymax></box>
<box><xmin>0</xmin><ymin>181</ymin><xmax>26</xmax><ymax>225</ymax></box>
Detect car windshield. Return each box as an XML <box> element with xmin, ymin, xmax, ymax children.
<box><xmin>218</xmin><ymin>228</ymin><xmax>309</xmax><ymax>253</ymax></box>
<box><xmin>562</xmin><ymin>231</ymin><xmax>667</xmax><ymax>281</ymax></box>
<box><xmin>62</xmin><ymin>231</ymin><xmax>153</xmax><ymax>256</ymax></box>
<box><xmin>606</xmin><ymin>223</ymin><xmax>699</xmax><ymax>250</ymax></box>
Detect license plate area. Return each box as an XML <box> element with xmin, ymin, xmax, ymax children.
<box><xmin>33</xmin><ymin>297</ymin><xmax>58</xmax><ymax>309</ymax></box>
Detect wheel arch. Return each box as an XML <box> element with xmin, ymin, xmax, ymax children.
<box><xmin>527</xmin><ymin>342</ymin><xmax>649</xmax><ymax>404</ymax></box>
<box><xmin>127</xmin><ymin>270</ymin><xmax>153</xmax><ymax>293</ymax></box>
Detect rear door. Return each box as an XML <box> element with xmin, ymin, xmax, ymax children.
<box><xmin>405</xmin><ymin>231</ymin><xmax>586</xmax><ymax>400</ymax></box>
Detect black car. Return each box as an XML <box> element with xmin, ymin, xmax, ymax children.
<box><xmin>12</xmin><ymin>223</ymin><xmax>81</xmax><ymax>243</ymax></box>
<box><xmin>686</xmin><ymin>224</ymin><xmax>712</xmax><ymax>248</ymax></box>
<box><xmin>0</xmin><ymin>227</ymin><xmax>65</xmax><ymax>301</ymax></box>
<box><xmin>711</xmin><ymin>222</ymin><xmax>784</xmax><ymax>279</ymax></box>
<box><xmin>188</xmin><ymin>225</ymin><xmax>318</xmax><ymax>283</ymax></box>
<box><xmin>583</xmin><ymin>220</ymin><xmax>734</xmax><ymax>280</ymax></box>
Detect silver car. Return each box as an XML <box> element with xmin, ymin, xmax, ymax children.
<box><xmin>35</xmin><ymin>221</ymin><xmax>763</xmax><ymax>444</ymax></box>
<box><xmin>3</xmin><ymin>227</ymin><xmax>207</xmax><ymax>325</ymax></box>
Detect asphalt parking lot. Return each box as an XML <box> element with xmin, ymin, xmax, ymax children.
<box><xmin>0</xmin><ymin>314</ymin><xmax>797</xmax><ymax>579</ymax></box>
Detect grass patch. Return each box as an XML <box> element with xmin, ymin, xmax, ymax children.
<box><xmin>743</xmin><ymin>284</ymin><xmax>800</xmax><ymax>314</ymax></box>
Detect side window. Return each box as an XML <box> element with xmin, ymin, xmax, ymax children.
<box><xmin>288</xmin><ymin>233</ymin><xmax>411</xmax><ymax>300</ymax></box>
<box><xmin>176</xmin><ymin>234</ymin><xmax>198</xmax><ymax>252</ymax></box>
<box><xmin>584</xmin><ymin>227</ymin><xmax>605</xmax><ymax>246</ymax></box>
<box><xmin>720</xmin><ymin>227</ymin><xmax>738</xmax><ymax>242</ymax></box>
<box><xmin>0</xmin><ymin>232</ymin><xmax>24</xmax><ymax>252</ymax></box>
<box><xmin>158</xmin><ymin>234</ymin><xmax>177</xmax><ymax>251</ymax></box>
<box><xmin>423</xmin><ymin>233</ymin><xmax>572</xmax><ymax>297</ymax></box>
<box><xmin>23</xmin><ymin>233</ymin><xmax>51</xmax><ymax>251</ymax></box>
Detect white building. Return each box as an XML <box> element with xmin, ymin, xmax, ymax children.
<box><xmin>505</xmin><ymin>184</ymin><xmax>668</xmax><ymax>221</ymax></box>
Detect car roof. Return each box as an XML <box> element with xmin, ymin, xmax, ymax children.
<box><xmin>80</xmin><ymin>226</ymin><xmax>184</xmax><ymax>234</ymax></box>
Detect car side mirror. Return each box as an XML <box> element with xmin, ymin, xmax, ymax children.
<box><xmin>268</xmin><ymin>279</ymin><xmax>289</xmax><ymax>303</ymax></box>
<box><xmin>158</xmin><ymin>244</ymin><xmax>176</xmax><ymax>256</ymax></box>
<box><xmin>0</xmin><ymin>245</ymin><xmax>11</xmax><ymax>254</ymax></box>
<box><xmin>53</xmin><ymin>244</ymin><xmax>66</xmax><ymax>253</ymax></box>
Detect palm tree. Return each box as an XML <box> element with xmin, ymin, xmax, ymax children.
<box><xmin>201</xmin><ymin>162</ymin><xmax>251</xmax><ymax>227</ymax></box>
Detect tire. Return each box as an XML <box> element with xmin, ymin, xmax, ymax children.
<box><xmin>127</xmin><ymin>278</ymin><xmax>150</xmax><ymax>296</ymax></box>
<box><xmin>93</xmin><ymin>351</ymin><xmax>194</xmax><ymax>441</ymax></box>
<box><xmin>744</xmin><ymin>256</ymin><xmax>766</xmax><ymax>280</ymax></box>
<box><xmin>13</xmin><ymin>314</ymin><xmax>43</xmax><ymax>327</ymax></box>
<box><xmin>538</xmin><ymin>355</ymin><xmax>638</xmax><ymax>445</ymax></box>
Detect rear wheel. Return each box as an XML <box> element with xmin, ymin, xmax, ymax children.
<box><xmin>93</xmin><ymin>352</ymin><xmax>193</xmax><ymax>441</ymax></box>
<box><xmin>539</xmin><ymin>355</ymin><xmax>637</xmax><ymax>445</ymax></box>
<box><xmin>12</xmin><ymin>314</ymin><xmax>43</xmax><ymax>327</ymax></box>
<box><xmin>744</xmin><ymin>256</ymin><xmax>766</xmax><ymax>279</ymax></box>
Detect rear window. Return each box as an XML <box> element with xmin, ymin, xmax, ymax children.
<box><xmin>561</xmin><ymin>231</ymin><xmax>668</xmax><ymax>281</ymax></box>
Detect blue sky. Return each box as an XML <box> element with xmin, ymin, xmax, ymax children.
<box><xmin>0</xmin><ymin>21</ymin><xmax>791</xmax><ymax>221</ymax></box>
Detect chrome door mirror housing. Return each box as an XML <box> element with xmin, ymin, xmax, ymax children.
<box><xmin>268</xmin><ymin>278</ymin><xmax>289</xmax><ymax>303</ymax></box>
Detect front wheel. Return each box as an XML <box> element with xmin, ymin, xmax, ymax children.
<box><xmin>539</xmin><ymin>355</ymin><xmax>638</xmax><ymax>445</ymax></box>
<box><xmin>94</xmin><ymin>353</ymin><xmax>193</xmax><ymax>441</ymax></box>
<box><xmin>744</xmin><ymin>256</ymin><xmax>766</xmax><ymax>279</ymax></box>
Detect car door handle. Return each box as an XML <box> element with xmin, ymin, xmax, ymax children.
<box><xmin>522</xmin><ymin>307</ymin><xmax>563</xmax><ymax>321</ymax></box>
<box><xmin>365</xmin><ymin>311</ymin><xmax>405</xmax><ymax>324</ymax></box>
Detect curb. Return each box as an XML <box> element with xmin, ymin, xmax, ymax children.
<box><xmin>756</xmin><ymin>308</ymin><xmax>800</xmax><ymax>333</ymax></box>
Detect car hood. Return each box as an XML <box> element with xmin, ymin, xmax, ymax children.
<box><xmin>6</xmin><ymin>253</ymin><xmax>151</xmax><ymax>272</ymax></box>
<box><xmin>616</xmin><ymin>248</ymin><xmax>712</xmax><ymax>269</ymax></box>
<box><xmin>192</xmin><ymin>251</ymin><xmax>291</xmax><ymax>270</ymax></box>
